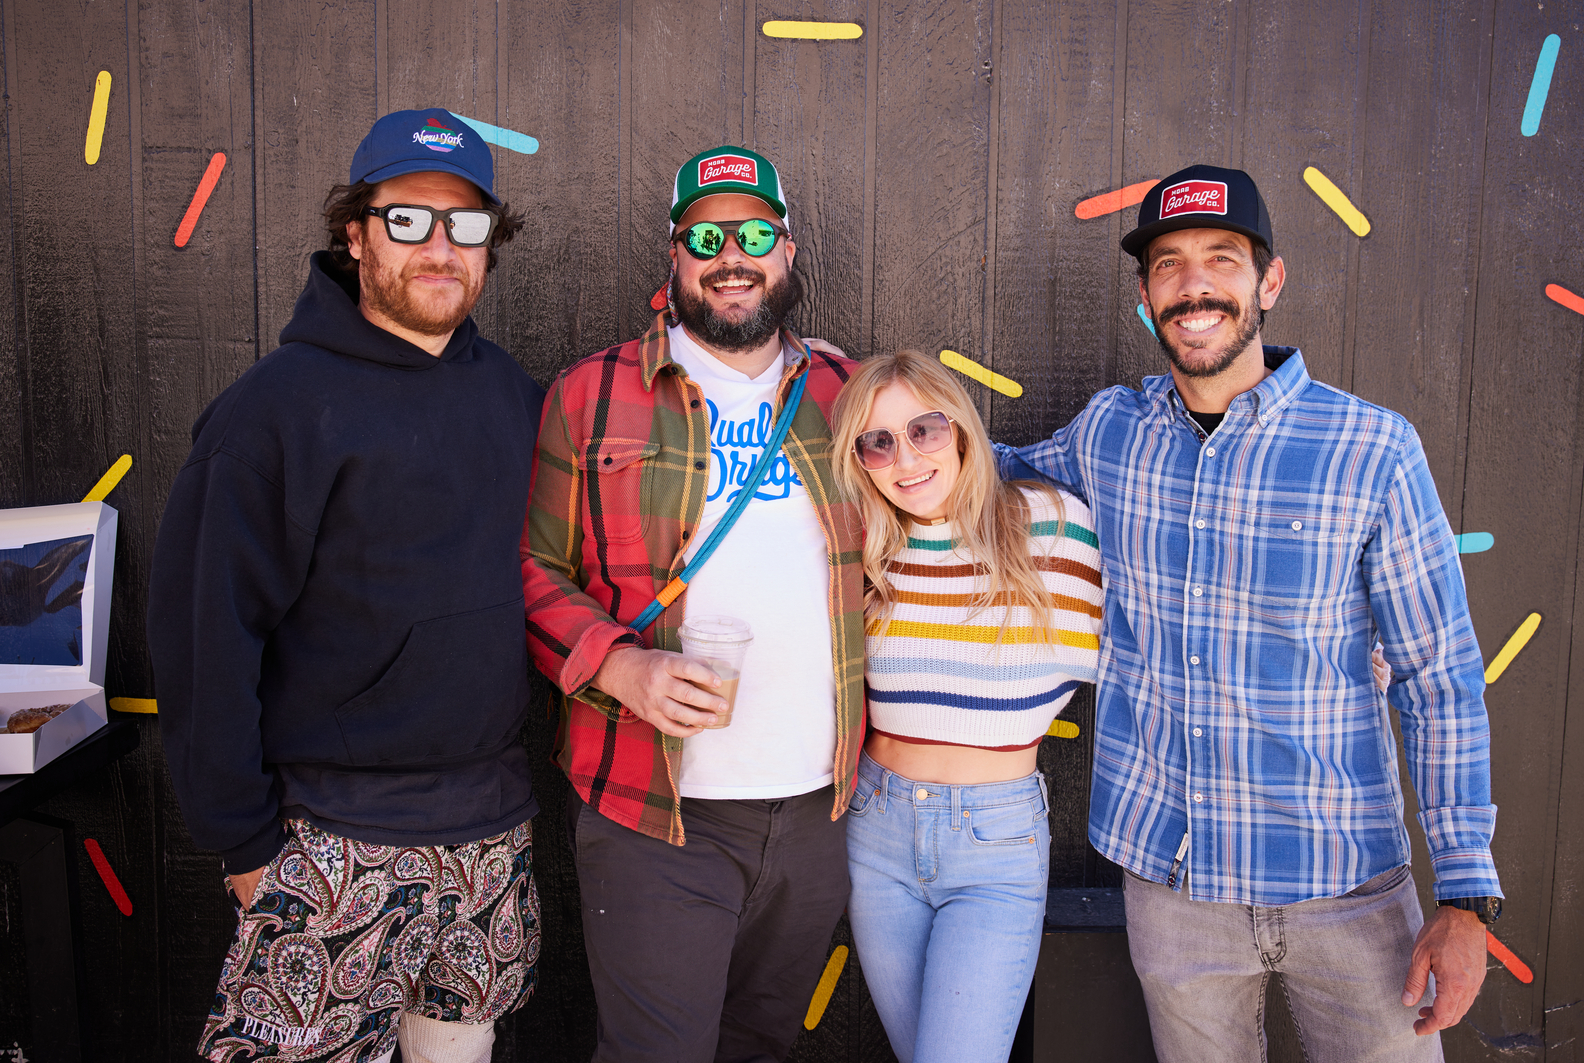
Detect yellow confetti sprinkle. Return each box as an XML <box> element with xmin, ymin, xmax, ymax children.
<box><xmin>1485</xmin><ymin>613</ymin><xmax>1541</xmax><ymax>684</ymax></box>
<box><xmin>82</xmin><ymin>454</ymin><xmax>132</xmax><ymax>502</ymax></box>
<box><xmin>110</xmin><ymin>698</ymin><xmax>158</xmax><ymax>714</ymax></box>
<box><xmin>803</xmin><ymin>945</ymin><xmax>848</xmax><ymax>1029</ymax></box>
<box><xmin>1302</xmin><ymin>166</ymin><xmax>1371</xmax><ymax>237</ymax></box>
<box><xmin>939</xmin><ymin>350</ymin><xmax>1023</xmax><ymax>398</ymax></box>
<box><xmin>85</xmin><ymin>71</ymin><xmax>112</xmax><ymax>165</ymax></box>
<box><xmin>762</xmin><ymin>20</ymin><xmax>863</xmax><ymax>40</ymax></box>
<box><xmin>1046</xmin><ymin>719</ymin><xmax>1080</xmax><ymax>739</ymax></box>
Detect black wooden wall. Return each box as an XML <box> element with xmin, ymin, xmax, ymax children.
<box><xmin>1</xmin><ymin>2</ymin><xmax>1581</xmax><ymax>1060</ymax></box>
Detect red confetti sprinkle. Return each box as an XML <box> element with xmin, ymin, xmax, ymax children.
<box><xmin>1546</xmin><ymin>283</ymin><xmax>1584</xmax><ymax>317</ymax></box>
<box><xmin>173</xmin><ymin>151</ymin><xmax>227</xmax><ymax>248</ymax></box>
<box><xmin>1074</xmin><ymin>179</ymin><xmax>1157</xmax><ymax>220</ymax></box>
<box><xmin>1486</xmin><ymin>929</ymin><xmax>1533</xmax><ymax>983</ymax></box>
<box><xmin>651</xmin><ymin>284</ymin><xmax>669</xmax><ymax>312</ymax></box>
<box><xmin>84</xmin><ymin>838</ymin><xmax>133</xmax><ymax>916</ymax></box>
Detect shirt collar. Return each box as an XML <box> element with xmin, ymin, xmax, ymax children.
<box><xmin>1147</xmin><ymin>345</ymin><xmax>1309</xmax><ymax>428</ymax></box>
<box><xmin>637</xmin><ymin>310</ymin><xmax>809</xmax><ymax>391</ymax></box>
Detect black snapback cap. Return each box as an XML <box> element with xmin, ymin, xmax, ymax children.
<box><xmin>1121</xmin><ymin>164</ymin><xmax>1273</xmax><ymax>261</ymax></box>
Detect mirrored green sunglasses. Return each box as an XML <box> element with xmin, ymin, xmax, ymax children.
<box><xmin>672</xmin><ymin>218</ymin><xmax>790</xmax><ymax>260</ymax></box>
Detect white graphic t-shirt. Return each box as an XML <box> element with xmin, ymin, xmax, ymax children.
<box><xmin>667</xmin><ymin>324</ymin><xmax>837</xmax><ymax>799</ymax></box>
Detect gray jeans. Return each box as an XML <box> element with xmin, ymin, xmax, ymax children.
<box><xmin>1123</xmin><ymin>865</ymin><xmax>1443</xmax><ymax>1063</ymax></box>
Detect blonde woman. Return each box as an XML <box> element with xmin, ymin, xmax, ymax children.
<box><xmin>830</xmin><ymin>350</ymin><xmax>1103</xmax><ymax>1063</ymax></box>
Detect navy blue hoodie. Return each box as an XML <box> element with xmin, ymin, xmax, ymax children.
<box><xmin>149</xmin><ymin>253</ymin><xmax>544</xmax><ymax>873</ymax></box>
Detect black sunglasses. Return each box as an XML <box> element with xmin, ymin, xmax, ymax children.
<box><xmin>364</xmin><ymin>203</ymin><xmax>500</xmax><ymax>247</ymax></box>
<box><xmin>672</xmin><ymin>219</ymin><xmax>791</xmax><ymax>260</ymax></box>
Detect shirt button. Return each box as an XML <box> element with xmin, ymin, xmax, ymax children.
<box><xmin>1205</xmin><ymin>446</ymin><xmax>1216</xmax><ymax>457</ymax></box>
<box><xmin>1192</xmin><ymin>727</ymin><xmax>1203</xmax><ymax>737</ymax></box>
<box><xmin>695</xmin><ymin>461</ymin><xmax>706</xmax><ymax>470</ymax></box>
<box><xmin>1189</xmin><ymin>655</ymin><xmax>1200</xmax><ymax>665</ymax></box>
<box><xmin>1195</xmin><ymin>519</ymin><xmax>1206</xmax><ymax>530</ymax></box>
<box><xmin>1291</xmin><ymin>520</ymin><xmax>1303</xmax><ymax>531</ymax></box>
<box><xmin>916</xmin><ymin>788</ymin><xmax>929</xmax><ymax>800</ymax></box>
<box><xmin>1193</xmin><ymin>792</ymin><xmax>1204</xmax><ymax>803</ymax></box>
<box><xmin>1192</xmin><ymin>586</ymin><xmax>1203</xmax><ymax>597</ymax></box>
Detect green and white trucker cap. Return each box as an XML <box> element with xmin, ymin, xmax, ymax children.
<box><xmin>670</xmin><ymin>146</ymin><xmax>788</xmax><ymax>226</ymax></box>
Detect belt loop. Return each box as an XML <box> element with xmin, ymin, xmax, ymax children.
<box><xmin>1036</xmin><ymin>772</ymin><xmax>1050</xmax><ymax>818</ymax></box>
<box><xmin>950</xmin><ymin>785</ymin><xmax>963</xmax><ymax>831</ymax></box>
<box><xmin>877</xmin><ymin>769</ymin><xmax>891</xmax><ymax>813</ymax></box>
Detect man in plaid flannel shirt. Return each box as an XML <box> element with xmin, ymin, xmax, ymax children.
<box><xmin>520</xmin><ymin>146</ymin><xmax>865</xmax><ymax>1062</ymax></box>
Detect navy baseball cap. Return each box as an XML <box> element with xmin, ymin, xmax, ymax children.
<box><xmin>349</xmin><ymin>108</ymin><xmax>500</xmax><ymax>206</ymax></box>
<box><xmin>1121</xmin><ymin>165</ymin><xmax>1272</xmax><ymax>261</ymax></box>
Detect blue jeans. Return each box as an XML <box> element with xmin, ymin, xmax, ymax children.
<box><xmin>1124</xmin><ymin>865</ymin><xmax>1443</xmax><ymax>1062</ymax></box>
<box><xmin>845</xmin><ymin>751</ymin><xmax>1050</xmax><ymax>1063</ymax></box>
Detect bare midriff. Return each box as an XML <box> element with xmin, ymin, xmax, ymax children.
<box><xmin>864</xmin><ymin>732</ymin><xmax>1039</xmax><ymax>786</ymax></box>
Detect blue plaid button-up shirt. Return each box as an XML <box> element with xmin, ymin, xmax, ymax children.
<box><xmin>999</xmin><ymin>347</ymin><xmax>1500</xmax><ymax>905</ymax></box>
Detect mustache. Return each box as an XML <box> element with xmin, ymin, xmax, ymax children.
<box><xmin>1157</xmin><ymin>297</ymin><xmax>1241</xmax><ymax>325</ymax></box>
<box><xmin>701</xmin><ymin>264</ymin><xmax>765</xmax><ymax>287</ymax></box>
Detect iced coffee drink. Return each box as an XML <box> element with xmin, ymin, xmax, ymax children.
<box><xmin>677</xmin><ymin>615</ymin><xmax>753</xmax><ymax>729</ymax></box>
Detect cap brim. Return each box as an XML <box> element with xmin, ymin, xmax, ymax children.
<box><xmin>360</xmin><ymin>157</ymin><xmax>502</xmax><ymax>207</ymax></box>
<box><xmin>1121</xmin><ymin>216</ymin><xmax>1269</xmax><ymax>259</ymax></box>
<box><xmin>670</xmin><ymin>187</ymin><xmax>786</xmax><ymax>225</ymax></box>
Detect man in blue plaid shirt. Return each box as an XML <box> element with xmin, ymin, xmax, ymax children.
<box><xmin>999</xmin><ymin>165</ymin><xmax>1500</xmax><ymax>1061</ymax></box>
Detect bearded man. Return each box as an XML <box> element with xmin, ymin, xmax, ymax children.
<box><xmin>149</xmin><ymin>109</ymin><xmax>544</xmax><ymax>1063</ymax></box>
<box><xmin>521</xmin><ymin>146</ymin><xmax>864</xmax><ymax>1062</ymax></box>
<box><xmin>998</xmin><ymin>164</ymin><xmax>1501</xmax><ymax>1061</ymax></box>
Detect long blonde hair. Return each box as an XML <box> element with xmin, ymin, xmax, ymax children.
<box><xmin>831</xmin><ymin>350</ymin><xmax>1065</xmax><ymax>642</ymax></box>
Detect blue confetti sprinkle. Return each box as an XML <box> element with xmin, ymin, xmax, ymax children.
<box><xmin>455</xmin><ymin>114</ymin><xmax>539</xmax><ymax>155</ymax></box>
<box><xmin>1522</xmin><ymin>35</ymin><xmax>1561</xmax><ymax>137</ymax></box>
<box><xmin>1455</xmin><ymin>532</ymin><xmax>1494</xmax><ymax>555</ymax></box>
<box><xmin>1137</xmin><ymin>304</ymin><xmax>1156</xmax><ymax>335</ymax></box>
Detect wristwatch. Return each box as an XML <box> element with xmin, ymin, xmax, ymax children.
<box><xmin>1438</xmin><ymin>896</ymin><xmax>1502</xmax><ymax>924</ymax></box>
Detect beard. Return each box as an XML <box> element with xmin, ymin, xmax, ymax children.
<box><xmin>1151</xmin><ymin>291</ymin><xmax>1262</xmax><ymax>379</ymax></box>
<box><xmin>672</xmin><ymin>262</ymin><xmax>804</xmax><ymax>352</ymax></box>
<box><xmin>358</xmin><ymin>237</ymin><xmax>485</xmax><ymax>338</ymax></box>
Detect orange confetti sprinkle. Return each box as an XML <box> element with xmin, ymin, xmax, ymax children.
<box><xmin>1546</xmin><ymin>283</ymin><xmax>1584</xmax><ymax>317</ymax></box>
<box><xmin>174</xmin><ymin>152</ymin><xmax>227</xmax><ymax>248</ymax></box>
<box><xmin>1486</xmin><ymin>930</ymin><xmax>1533</xmax><ymax>983</ymax></box>
<box><xmin>1075</xmin><ymin>180</ymin><xmax>1157</xmax><ymax>220</ymax></box>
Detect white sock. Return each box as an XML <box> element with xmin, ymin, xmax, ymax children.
<box><xmin>397</xmin><ymin>1013</ymin><xmax>497</xmax><ymax>1063</ymax></box>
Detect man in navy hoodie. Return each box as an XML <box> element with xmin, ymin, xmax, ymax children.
<box><xmin>148</xmin><ymin>108</ymin><xmax>545</xmax><ymax>1063</ymax></box>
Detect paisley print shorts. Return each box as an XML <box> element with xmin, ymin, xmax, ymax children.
<box><xmin>198</xmin><ymin>818</ymin><xmax>540</xmax><ymax>1062</ymax></box>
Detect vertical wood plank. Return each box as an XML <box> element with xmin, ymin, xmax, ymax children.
<box><xmin>625</xmin><ymin>0</ymin><xmax>746</xmax><ymax>332</ymax></box>
<box><xmin>497</xmin><ymin>0</ymin><xmax>622</xmax><ymax>383</ymax></box>
<box><xmin>1453</xmin><ymin>4</ymin><xmax>1582</xmax><ymax>1057</ymax></box>
<box><xmin>253</xmin><ymin>0</ymin><xmax>378</xmax><ymax>355</ymax></box>
<box><xmin>751</xmin><ymin>0</ymin><xmax>871</xmax><ymax>350</ymax></box>
<box><xmin>0</xmin><ymin>0</ymin><xmax>24</xmax><ymax>505</ymax></box>
<box><xmin>868</xmin><ymin>1</ymin><xmax>994</xmax><ymax>370</ymax></box>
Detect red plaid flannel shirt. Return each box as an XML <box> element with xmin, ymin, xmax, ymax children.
<box><xmin>521</xmin><ymin>313</ymin><xmax>866</xmax><ymax>845</ymax></box>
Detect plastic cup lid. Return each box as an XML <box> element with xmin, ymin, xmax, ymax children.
<box><xmin>678</xmin><ymin>614</ymin><xmax>754</xmax><ymax>644</ymax></box>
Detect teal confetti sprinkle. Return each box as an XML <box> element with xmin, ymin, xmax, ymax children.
<box><xmin>455</xmin><ymin>114</ymin><xmax>539</xmax><ymax>155</ymax></box>
<box><xmin>1455</xmin><ymin>532</ymin><xmax>1494</xmax><ymax>555</ymax></box>
<box><xmin>1522</xmin><ymin>35</ymin><xmax>1561</xmax><ymax>137</ymax></box>
<box><xmin>1137</xmin><ymin>304</ymin><xmax>1156</xmax><ymax>335</ymax></box>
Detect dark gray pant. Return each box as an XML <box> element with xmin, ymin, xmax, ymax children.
<box><xmin>568</xmin><ymin>786</ymin><xmax>850</xmax><ymax>1063</ymax></box>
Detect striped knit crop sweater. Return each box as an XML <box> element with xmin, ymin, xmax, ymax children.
<box><xmin>865</xmin><ymin>487</ymin><xmax>1103</xmax><ymax>750</ymax></box>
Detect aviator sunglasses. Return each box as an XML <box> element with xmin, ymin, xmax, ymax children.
<box><xmin>364</xmin><ymin>203</ymin><xmax>500</xmax><ymax>247</ymax></box>
<box><xmin>853</xmin><ymin>411</ymin><xmax>957</xmax><ymax>471</ymax></box>
<box><xmin>672</xmin><ymin>219</ymin><xmax>791</xmax><ymax>260</ymax></box>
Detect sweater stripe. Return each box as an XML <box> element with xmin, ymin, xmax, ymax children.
<box><xmin>865</xmin><ymin>489</ymin><xmax>1105</xmax><ymax>748</ymax></box>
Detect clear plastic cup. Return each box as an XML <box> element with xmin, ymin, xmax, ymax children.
<box><xmin>677</xmin><ymin>615</ymin><xmax>753</xmax><ymax>729</ymax></box>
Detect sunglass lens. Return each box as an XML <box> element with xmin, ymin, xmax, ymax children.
<box><xmin>855</xmin><ymin>430</ymin><xmax>897</xmax><ymax>470</ymax></box>
<box><xmin>907</xmin><ymin>413</ymin><xmax>954</xmax><ymax>454</ymax></box>
<box><xmin>684</xmin><ymin>223</ymin><xmax>726</xmax><ymax>259</ymax></box>
<box><xmin>384</xmin><ymin>206</ymin><xmax>433</xmax><ymax>242</ymax></box>
<box><xmin>448</xmin><ymin>210</ymin><xmax>495</xmax><ymax>246</ymax></box>
<box><xmin>736</xmin><ymin>219</ymin><xmax>778</xmax><ymax>256</ymax></box>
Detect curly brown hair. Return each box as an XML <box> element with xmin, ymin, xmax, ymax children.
<box><xmin>322</xmin><ymin>180</ymin><xmax>525</xmax><ymax>276</ymax></box>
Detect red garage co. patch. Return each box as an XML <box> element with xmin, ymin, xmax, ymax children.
<box><xmin>1160</xmin><ymin>180</ymin><xmax>1227</xmax><ymax>218</ymax></box>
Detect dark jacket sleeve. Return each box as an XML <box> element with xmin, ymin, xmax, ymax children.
<box><xmin>147</xmin><ymin>444</ymin><xmax>316</xmax><ymax>874</ymax></box>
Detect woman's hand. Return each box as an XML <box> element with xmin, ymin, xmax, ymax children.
<box><xmin>1372</xmin><ymin>641</ymin><xmax>1391</xmax><ymax>693</ymax></box>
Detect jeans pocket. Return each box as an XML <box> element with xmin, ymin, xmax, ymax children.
<box><xmin>965</xmin><ymin>796</ymin><xmax>1041</xmax><ymax>846</ymax></box>
<box><xmin>1346</xmin><ymin>864</ymin><xmax>1410</xmax><ymax>897</ymax></box>
<box><xmin>847</xmin><ymin>783</ymin><xmax>880</xmax><ymax>817</ymax></box>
